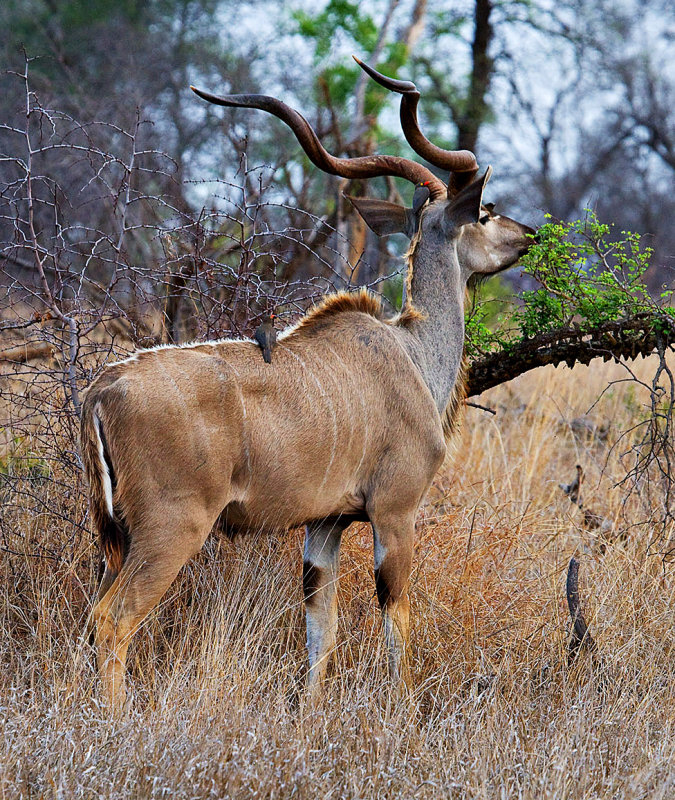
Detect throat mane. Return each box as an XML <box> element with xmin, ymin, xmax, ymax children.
<box><xmin>441</xmin><ymin>354</ymin><xmax>467</xmax><ymax>445</ymax></box>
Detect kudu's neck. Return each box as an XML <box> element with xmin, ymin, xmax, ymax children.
<box><xmin>399</xmin><ymin>238</ymin><xmax>466</xmax><ymax>412</ymax></box>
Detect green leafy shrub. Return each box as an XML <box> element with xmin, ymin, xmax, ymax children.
<box><xmin>0</xmin><ymin>433</ymin><xmax>51</xmax><ymax>483</ymax></box>
<box><xmin>465</xmin><ymin>212</ymin><xmax>673</xmax><ymax>359</ymax></box>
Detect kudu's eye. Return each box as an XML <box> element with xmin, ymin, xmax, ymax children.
<box><xmin>479</xmin><ymin>215</ymin><xmax>490</xmax><ymax>225</ymax></box>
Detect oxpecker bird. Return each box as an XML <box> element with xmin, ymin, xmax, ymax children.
<box><xmin>254</xmin><ymin>314</ymin><xmax>277</xmax><ymax>364</ymax></box>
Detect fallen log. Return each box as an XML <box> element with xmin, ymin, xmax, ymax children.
<box><xmin>0</xmin><ymin>342</ymin><xmax>55</xmax><ymax>363</ymax></box>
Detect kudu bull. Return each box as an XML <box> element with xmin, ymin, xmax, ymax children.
<box><xmin>81</xmin><ymin>58</ymin><xmax>534</xmax><ymax>709</ymax></box>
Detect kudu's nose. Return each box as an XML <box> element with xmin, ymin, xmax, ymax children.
<box><xmin>517</xmin><ymin>225</ymin><xmax>537</xmax><ymax>257</ymax></box>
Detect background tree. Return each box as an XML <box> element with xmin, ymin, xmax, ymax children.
<box><xmin>3</xmin><ymin>0</ymin><xmax>672</xmax><ymax>295</ymax></box>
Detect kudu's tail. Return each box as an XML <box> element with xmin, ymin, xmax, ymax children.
<box><xmin>80</xmin><ymin>394</ymin><xmax>128</xmax><ymax>573</ymax></box>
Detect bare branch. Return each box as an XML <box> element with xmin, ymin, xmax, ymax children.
<box><xmin>467</xmin><ymin>315</ymin><xmax>675</xmax><ymax>398</ymax></box>
<box><xmin>566</xmin><ymin>557</ymin><xmax>598</xmax><ymax>663</ymax></box>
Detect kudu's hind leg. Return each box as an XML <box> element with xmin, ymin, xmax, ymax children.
<box><xmin>303</xmin><ymin>521</ymin><xmax>345</xmax><ymax>692</ymax></box>
<box><xmin>86</xmin><ymin>564</ymin><xmax>118</xmax><ymax>652</ymax></box>
<box><xmin>97</xmin><ymin>565</ymin><xmax>117</xmax><ymax>602</ymax></box>
<box><xmin>93</xmin><ymin>513</ymin><xmax>212</xmax><ymax>711</ymax></box>
<box><xmin>371</xmin><ymin>511</ymin><xmax>415</xmax><ymax>684</ymax></box>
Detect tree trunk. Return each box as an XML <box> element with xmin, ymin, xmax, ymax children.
<box><xmin>457</xmin><ymin>0</ymin><xmax>494</xmax><ymax>155</ymax></box>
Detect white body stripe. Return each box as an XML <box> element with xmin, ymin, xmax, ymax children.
<box><xmin>93</xmin><ymin>405</ymin><xmax>114</xmax><ymax>518</ymax></box>
<box><xmin>111</xmin><ymin>336</ymin><xmax>250</xmax><ymax>367</ymax></box>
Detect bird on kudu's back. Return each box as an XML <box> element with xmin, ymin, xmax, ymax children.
<box><xmin>254</xmin><ymin>314</ymin><xmax>277</xmax><ymax>364</ymax></box>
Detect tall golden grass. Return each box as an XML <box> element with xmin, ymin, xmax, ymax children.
<box><xmin>2</xmin><ymin>357</ymin><xmax>675</xmax><ymax>799</ymax></box>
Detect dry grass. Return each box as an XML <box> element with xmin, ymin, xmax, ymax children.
<box><xmin>2</xmin><ymin>357</ymin><xmax>675</xmax><ymax>799</ymax></box>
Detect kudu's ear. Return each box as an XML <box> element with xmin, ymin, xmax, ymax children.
<box><xmin>445</xmin><ymin>166</ymin><xmax>493</xmax><ymax>229</ymax></box>
<box><xmin>345</xmin><ymin>195</ymin><xmax>413</xmax><ymax>237</ymax></box>
<box><xmin>346</xmin><ymin>186</ymin><xmax>431</xmax><ymax>239</ymax></box>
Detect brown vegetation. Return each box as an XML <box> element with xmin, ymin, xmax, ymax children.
<box><xmin>2</xmin><ymin>356</ymin><xmax>674</xmax><ymax>798</ymax></box>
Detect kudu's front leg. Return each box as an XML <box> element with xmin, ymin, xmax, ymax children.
<box><xmin>303</xmin><ymin>521</ymin><xmax>344</xmax><ymax>693</ymax></box>
<box><xmin>371</xmin><ymin>511</ymin><xmax>415</xmax><ymax>685</ymax></box>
